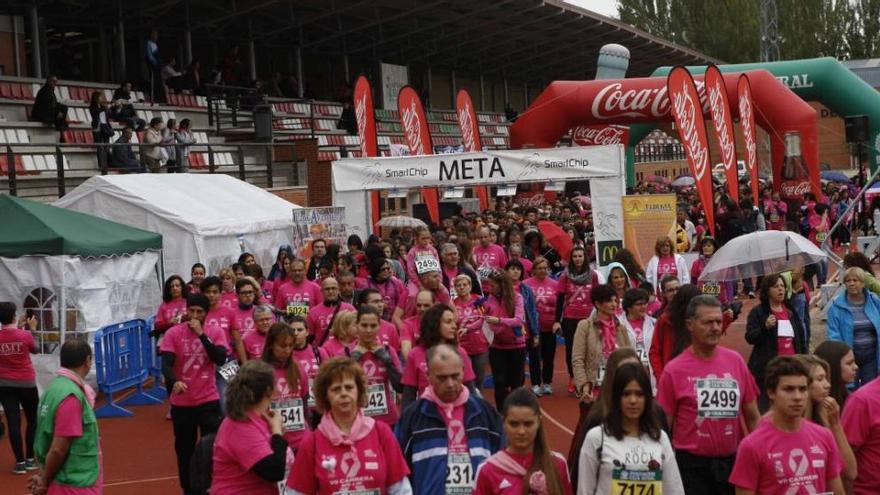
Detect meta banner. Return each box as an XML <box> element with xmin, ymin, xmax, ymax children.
<box><xmin>331</xmin><ymin>146</ymin><xmax>625</xmax><ymax>192</ymax></box>
<box><xmin>353</xmin><ymin>75</ymin><xmax>381</xmax><ymax>234</ymax></box>
<box><xmin>705</xmin><ymin>65</ymin><xmax>739</xmax><ymax>202</ymax></box>
<box><xmin>667</xmin><ymin>66</ymin><xmax>715</xmax><ymax>236</ymax></box>
<box><xmin>455</xmin><ymin>89</ymin><xmax>489</xmax><ymax>211</ymax></box>
<box><xmin>738</xmin><ymin>74</ymin><xmax>760</xmax><ymax>202</ymax></box>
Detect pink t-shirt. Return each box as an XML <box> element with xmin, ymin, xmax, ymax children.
<box><xmin>47</xmin><ymin>396</ymin><xmax>103</xmax><ymax>495</ymax></box>
<box><xmin>308</xmin><ymin>302</ymin><xmax>356</xmax><ymax>345</ymax></box>
<box><xmin>220</xmin><ymin>290</ymin><xmax>238</xmax><ymax>310</ymax></box>
<box><xmin>842</xmin><ymin>375</ymin><xmax>880</xmax><ymax>494</ymax></box>
<box><xmin>773</xmin><ymin>309</ymin><xmax>795</xmax><ymax>356</ymax></box>
<box><xmin>260</xmin><ymin>280</ymin><xmax>275</xmax><ymax>305</ymax></box>
<box><xmin>455</xmin><ymin>295</ymin><xmax>489</xmax><ymax>356</ymax></box>
<box><xmin>473</xmin><ymin>451</ymin><xmax>572</xmax><ymax>495</ymax></box>
<box><xmin>210</xmin><ymin>411</ymin><xmax>277</xmax><ymax>495</ymax></box>
<box><xmin>155</xmin><ymin>298</ymin><xmax>187</xmax><ymax>330</ymax></box>
<box><xmin>483</xmin><ymin>293</ymin><xmax>526</xmax><ymax>350</ymax></box>
<box><xmin>512</xmin><ymin>257</ymin><xmax>533</xmax><ymax>278</ymax></box>
<box><xmin>657</xmin><ymin>255</ymin><xmax>678</xmax><ymax>279</ymax></box>
<box><xmin>206</xmin><ymin>306</ymin><xmax>239</xmax><ymax>359</ymax></box>
<box><xmin>473</xmin><ymin>244</ymin><xmax>508</xmax><ymax>270</ymax></box>
<box><xmin>401</xmin><ymin>345</ymin><xmax>476</xmax><ymax>394</ymax></box>
<box><xmin>356</xmin><ymin>350</ymin><xmax>402</xmax><ymax>425</ymax></box>
<box><xmin>287</xmin><ymin>420</ymin><xmax>409</xmax><ymax>494</ymax></box>
<box><xmin>272</xmin><ymin>363</ymin><xmax>311</xmax><ymax>451</ymax></box>
<box><xmin>292</xmin><ymin>345</ymin><xmax>328</xmax><ymax>409</ymax></box>
<box><xmin>242</xmin><ymin>330</ymin><xmax>267</xmax><ymax>360</ymax></box>
<box><xmin>406</xmin><ymin>244</ymin><xmax>441</xmax><ymax>285</ymax></box>
<box><xmin>656</xmin><ymin>346</ymin><xmax>759</xmax><ymax>457</ymax></box>
<box><xmin>524</xmin><ymin>276</ymin><xmax>559</xmax><ymax>330</ymax></box>
<box><xmin>403</xmin><ymin>284</ymin><xmax>451</xmax><ymax>317</ymax></box>
<box><xmin>231</xmin><ymin>305</ymin><xmax>257</xmax><ymax>337</ymax></box>
<box><xmin>729</xmin><ymin>419</ymin><xmax>841</xmax><ymax>494</ymax></box>
<box><xmin>0</xmin><ymin>325</ymin><xmax>36</xmax><ymax>382</ymax></box>
<box><xmin>557</xmin><ymin>271</ymin><xmax>598</xmax><ymax>320</ymax></box>
<box><xmin>275</xmin><ymin>279</ymin><xmax>323</xmax><ymax>316</ymax></box>
<box><xmin>321</xmin><ymin>337</ymin><xmax>353</xmax><ymax>359</ymax></box>
<box><xmin>378</xmin><ymin>320</ymin><xmax>401</xmax><ymax>353</ymax></box>
<box><xmin>401</xmin><ymin>315</ymin><xmax>422</xmax><ymax>345</ymax></box>
<box><xmin>159</xmin><ymin>321</ymin><xmax>229</xmax><ymax>407</ymax></box>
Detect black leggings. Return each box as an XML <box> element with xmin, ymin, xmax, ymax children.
<box><xmin>0</xmin><ymin>386</ymin><xmax>39</xmax><ymax>462</ymax></box>
<box><xmin>489</xmin><ymin>347</ymin><xmax>526</xmax><ymax>412</ymax></box>
<box><xmin>528</xmin><ymin>332</ymin><xmax>557</xmax><ymax>386</ymax></box>
<box><xmin>561</xmin><ymin>318</ymin><xmax>580</xmax><ymax>378</ymax></box>
<box><xmin>171</xmin><ymin>401</ymin><xmax>222</xmax><ymax>492</ymax></box>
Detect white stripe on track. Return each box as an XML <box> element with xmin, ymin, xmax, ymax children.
<box><xmin>540</xmin><ymin>407</ymin><xmax>575</xmax><ymax>436</ymax></box>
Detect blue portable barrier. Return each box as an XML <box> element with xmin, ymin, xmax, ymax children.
<box><xmin>142</xmin><ymin>316</ymin><xmax>167</xmax><ymax>401</ymax></box>
<box><xmin>93</xmin><ymin>319</ymin><xmax>162</xmax><ymax>418</ymax></box>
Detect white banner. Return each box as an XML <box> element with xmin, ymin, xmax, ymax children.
<box><xmin>332</xmin><ymin>145</ymin><xmax>625</xmax><ymax>192</ymax></box>
<box><xmin>290</xmin><ymin>207</ymin><xmax>348</xmax><ymax>256</ymax></box>
<box><xmin>381</xmin><ymin>63</ymin><xmax>409</xmax><ymax>110</ymax></box>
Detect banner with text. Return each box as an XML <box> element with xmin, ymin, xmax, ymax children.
<box><xmin>737</xmin><ymin>74</ymin><xmax>761</xmax><ymax>202</ymax></box>
<box><xmin>291</xmin><ymin>207</ymin><xmax>348</xmax><ymax>258</ymax></box>
<box><xmin>354</xmin><ymin>75</ymin><xmax>381</xmax><ymax>234</ymax></box>
<box><xmin>705</xmin><ymin>65</ymin><xmax>739</xmax><ymax>202</ymax></box>
<box><xmin>331</xmin><ymin>145</ymin><xmax>625</xmax><ymax>191</ymax></box>
<box><xmin>621</xmin><ymin>195</ymin><xmax>678</xmax><ymax>267</ymax></box>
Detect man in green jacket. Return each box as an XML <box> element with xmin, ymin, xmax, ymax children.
<box><xmin>29</xmin><ymin>339</ymin><xmax>101</xmax><ymax>495</ymax></box>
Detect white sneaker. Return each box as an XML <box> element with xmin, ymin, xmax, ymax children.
<box><xmin>542</xmin><ymin>384</ymin><xmax>553</xmax><ymax>396</ymax></box>
<box><xmin>531</xmin><ymin>385</ymin><xmax>543</xmax><ymax>396</ymax></box>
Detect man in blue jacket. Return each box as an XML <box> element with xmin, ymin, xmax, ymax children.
<box><xmin>395</xmin><ymin>344</ymin><xmax>504</xmax><ymax>495</ymax></box>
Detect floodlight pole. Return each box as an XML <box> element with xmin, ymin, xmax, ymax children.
<box><xmin>30</xmin><ymin>2</ymin><xmax>42</xmax><ymax>79</ymax></box>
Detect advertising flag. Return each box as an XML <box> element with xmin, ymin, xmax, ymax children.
<box><xmin>667</xmin><ymin>66</ymin><xmax>715</xmax><ymax>235</ymax></box>
<box><xmin>353</xmin><ymin>75</ymin><xmax>381</xmax><ymax>234</ymax></box>
<box><xmin>398</xmin><ymin>85</ymin><xmax>439</xmax><ymax>224</ymax></box>
<box><xmin>704</xmin><ymin>65</ymin><xmax>739</xmax><ymax>202</ymax></box>
<box><xmin>455</xmin><ymin>89</ymin><xmax>489</xmax><ymax>211</ymax></box>
<box><xmin>737</xmin><ymin>74</ymin><xmax>760</xmax><ymax>202</ymax></box>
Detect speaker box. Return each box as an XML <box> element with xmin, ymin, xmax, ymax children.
<box><xmin>845</xmin><ymin>115</ymin><xmax>869</xmax><ymax>143</ymax></box>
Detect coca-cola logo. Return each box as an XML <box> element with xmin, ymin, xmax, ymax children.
<box><xmin>706</xmin><ymin>77</ymin><xmax>735</xmax><ymax>170</ymax></box>
<box><xmin>458</xmin><ymin>102</ymin><xmax>476</xmax><ymax>151</ymax></box>
<box><xmin>781</xmin><ymin>180</ymin><xmax>811</xmax><ymax>198</ymax></box>
<box><xmin>671</xmin><ymin>79</ymin><xmax>709</xmax><ymax>181</ymax></box>
<box><xmin>354</xmin><ymin>92</ymin><xmax>369</xmax><ymax>155</ymax></box>
<box><xmin>591</xmin><ymin>81</ymin><xmax>708</xmax><ymax>121</ymax></box>
<box><xmin>572</xmin><ymin>125</ymin><xmax>629</xmax><ymax>146</ymax></box>
<box><xmin>401</xmin><ymin>99</ymin><xmax>425</xmax><ymax>154</ymax></box>
<box><xmin>738</xmin><ymin>83</ymin><xmax>758</xmax><ymax>175</ymax></box>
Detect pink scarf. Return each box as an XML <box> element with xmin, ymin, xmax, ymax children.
<box><xmin>57</xmin><ymin>367</ymin><xmax>96</xmax><ymax>408</ymax></box>
<box><xmin>598</xmin><ymin>317</ymin><xmax>618</xmax><ymax>359</ymax></box>
<box><xmin>317</xmin><ymin>411</ymin><xmax>374</xmax><ymax>449</ymax></box>
<box><xmin>420</xmin><ymin>385</ymin><xmax>469</xmax><ymax>420</ymax></box>
<box><xmin>486</xmin><ymin>450</ymin><xmax>547</xmax><ymax>495</ymax></box>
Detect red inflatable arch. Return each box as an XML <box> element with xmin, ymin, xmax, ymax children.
<box><xmin>509</xmin><ymin>69</ymin><xmax>821</xmax><ymax>198</ymax></box>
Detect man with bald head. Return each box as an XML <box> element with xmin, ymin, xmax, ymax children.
<box><xmin>395</xmin><ymin>344</ymin><xmax>503</xmax><ymax>495</ymax></box>
<box><xmin>306</xmin><ymin>277</ymin><xmax>355</xmax><ymax>345</ymax></box>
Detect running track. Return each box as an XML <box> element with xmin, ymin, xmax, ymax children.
<box><xmin>0</xmin><ymin>298</ymin><xmax>796</xmax><ymax>494</ymax></box>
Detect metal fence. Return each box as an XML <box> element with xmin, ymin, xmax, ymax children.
<box><xmin>634</xmin><ymin>143</ymin><xmax>686</xmax><ymax>163</ymax></box>
<box><xmin>1</xmin><ymin>141</ymin><xmax>307</xmax><ymax>202</ymax></box>
<box><xmin>205</xmin><ymin>83</ymin><xmax>317</xmax><ymax>138</ymax></box>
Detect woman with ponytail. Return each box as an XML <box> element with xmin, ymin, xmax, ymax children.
<box><xmin>473</xmin><ymin>387</ymin><xmax>573</xmax><ymax>494</ymax></box>
<box><xmin>211</xmin><ymin>360</ymin><xmax>289</xmax><ymax>494</ymax></box>
<box><xmin>260</xmin><ymin>322</ymin><xmax>311</xmax><ymax>453</ymax></box>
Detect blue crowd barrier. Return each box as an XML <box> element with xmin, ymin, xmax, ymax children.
<box><xmin>93</xmin><ymin>319</ymin><xmax>162</xmax><ymax>418</ymax></box>
<box><xmin>142</xmin><ymin>316</ymin><xmax>167</xmax><ymax>401</ymax></box>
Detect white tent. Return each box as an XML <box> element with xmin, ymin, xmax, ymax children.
<box><xmin>54</xmin><ymin>174</ymin><xmax>301</xmax><ymax>278</ymax></box>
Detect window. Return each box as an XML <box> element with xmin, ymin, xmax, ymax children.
<box><xmin>23</xmin><ymin>287</ymin><xmax>78</xmax><ymax>354</ymax></box>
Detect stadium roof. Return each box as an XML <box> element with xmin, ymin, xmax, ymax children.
<box><xmin>7</xmin><ymin>0</ymin><xmax>719</xmax><ymax>83</ymax></box>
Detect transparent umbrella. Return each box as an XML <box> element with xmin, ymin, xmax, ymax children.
<box><xmin>376</xmin><ymin>215</ymin><xmax>427</xmax><ymax>229</ymax></box>
<box><xmin>698</xmin><ymin>230</ymin><xmax>827</xmax><ymax>282</ymax></box>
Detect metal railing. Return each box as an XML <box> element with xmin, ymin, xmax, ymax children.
<box><xmin>1</xmin><ymin>141</ymin><xmax>307</xmax><ymax>202</ymax></box>
<box><xmin>206</xmin><ymin>84</ymin><xmax>331</xmax><ymax>139</ymax></box>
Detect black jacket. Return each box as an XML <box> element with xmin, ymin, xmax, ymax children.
<box><xmin>32</xmin><ymin>85</ymin><xmax>58</xmax><ymax>124</ymax></box>
<box><xmin>745</xmin><ymin>301</ymin><xmax>808</xmax><ymax>382</ymax></box>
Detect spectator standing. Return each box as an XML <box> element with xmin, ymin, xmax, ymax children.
<box><xmin>143</xmin><ymin>117</ymin><xmax>165</xmax><ymax>173</ymax></box>
<box><xmin>145</xmin><ymin>29</ymin><xmax>163</xmax><ymax>102</ymax></box>
<box><xmin>162</xmin><ymin>118</ymin><xmax>179</xmax><ymax>172</ymax></box>
<box><xmin>88</xmin><ymin>91</ymin><xmax>113</xmax><ymax>171</ymax></box>
<box><xmin>0</xmin><ymin>302</ymin><xmax>39</xmax><ymax>474</ymax></box>
<box><xmin>31</xmin><ymin>75</ymin><xmax>68</xmax><ymax>131</ymax></box>
<box><xmin>175</xmin><ymin>119</ymin><xmax>195</xmax><ymax>172</ymax></box>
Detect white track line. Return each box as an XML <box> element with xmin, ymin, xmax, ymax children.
<box><xmin>540</xmin><ymin>407</ymin><xmax>575</xmax><ymax>436</ymax></box>
<box><xmin>104</xmin><ymin>475</ymin><xmax>179</xmax><ymax>487</ymax></box>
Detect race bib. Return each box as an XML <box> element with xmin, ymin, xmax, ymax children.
<box><xmin>635</xmin><ymin>344</ymin><xmax>649</xmax><ymax>369</ymax></box>
<box><xmin>363</xmin><ymin>383</ymin><xmax>388</xmax><ymax>416</ymax></box>
<box><xmin>333</xmin><ymin>490</ymin><xmax>380</xmax><ymax>495</ymax></box>
<box><xmin>217</xmin><ymin>360</ymin><xmax>240</xmax><ymax>382</ymax></box>
<box><xmin>816</xmin><ymin>232</ymin><xmax>827</xmax><ymax>242</ymax></box>
<box><xmin>286</xmin><ymin>301</ymin><xmax>309</xmax><ymax>317</ymax></box>
<box><xmin>777</xmin><ymin>320</ymin><xmax>794</xmax><ymax>338</ymax></box>
<box><xmin>770</xmin><ymin>213</ymin><xmax>779</xmax><ymax>223</ymax></box>
<box><xmin>307</xmin><ymin>377</ymin><xmax>316</xmax><ymax>408</ymax></box>
<box><xmin>415</xmin><ymin>253</ymin><xmax>440</xmax><ymax>275</ymax></box>
<box><xmin>611</xmin><ymin>468</ymin><xmax>662</xmax><ymax>495</ymax></box>
<box><xmin>445</xmin><ymin>453</ymin><xmax>475</xmax><ymax>493</ymax></box>
<box><xmin>596</xmin><ymin>362</ymin><xmax>606</xmax><ymax>386</ymax></box>
<box><xmin>701</xmin><ymin>282</ymin><xmax>721</xmax><ymax>296</ymax></box>
<box><xmin>695</xmin><ymin>378</ymin><xmax>740</xmax><ymax>418</ymax></box>
<box><xmin>272</xmin><ymin>398</ymin><xmax>305</xmax><ymax>432</ymax></box>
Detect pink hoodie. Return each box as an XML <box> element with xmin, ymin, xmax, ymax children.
<box><xmin>483</xmin><ymin>293</ymin><xmax>525</xmax><ymax>350</ymax></box>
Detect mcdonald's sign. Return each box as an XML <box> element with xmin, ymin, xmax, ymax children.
<box><xmin>597</xmin><ymin>240</ymin><xmax>623</xmax><ymax>266</ymax></box>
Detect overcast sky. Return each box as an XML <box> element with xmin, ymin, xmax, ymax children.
<box><xmin>564</xmin><ymin>0</ymin><xmax>619</xmax><ymax>18</ymax></box>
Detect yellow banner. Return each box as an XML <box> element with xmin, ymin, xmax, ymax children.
<box><xmin>622</xmin><ymin>194</ymin><xmax>677</xmax><ymax>267</ymax></box>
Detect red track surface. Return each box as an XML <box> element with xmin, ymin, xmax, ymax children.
<box><xmin>0</xmin><ymin>299</ymin><xmax>766</xmax><ymax>494</ymax></box>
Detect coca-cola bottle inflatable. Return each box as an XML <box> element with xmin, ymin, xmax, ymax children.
<box><xmin>780</xmin><ymin>132</ymin><xmax>810</xmax><ymax>206</ymax></box>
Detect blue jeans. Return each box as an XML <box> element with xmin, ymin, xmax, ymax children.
<box><xmin>816</xmin><ymin>260</ymin><xmax>828</xmax><ymax>285</ymax></box>
<box><xmin>853</xmin><ymin>342</ymin><xmax>878</xmax><ymax>388</ymax></box>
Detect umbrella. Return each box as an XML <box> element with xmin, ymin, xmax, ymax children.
<box><xmin>376</xmin><ymin>215</ymin><xmax>427</xmax><ymax>229</ymax></box>
<box><xmin>537</xmin><ymin>220</ymin><xmax>573</xmax><ymax>262</ymax></box>
<box><xmin>698</xmin><ymin>230</ymin><xmax>827</xmax><ymax>282</ymax></box>
<box><xmin>671</xmin><ymin>176</ymin><xmax>695</xmax><ymax>187</ymax></box>
<box><xmin>820</xmin><ymin>171</ymin><xmax>852</xmax><ymax>183</ymax></box>
<box><xmin>645</xmin><ymin>175</ymin><xmax>670</xmax><ymax>184</ymax></box>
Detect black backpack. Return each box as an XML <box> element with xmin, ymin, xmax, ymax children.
<box><xmin>189</xmin><ymin>433</ymin><xmax>216</xmax><ymax>494</ymax></box>
<box><xmin>742</xmin><ymin>210</ymin><xmax>760</xmax><ymax>234</ymax></box>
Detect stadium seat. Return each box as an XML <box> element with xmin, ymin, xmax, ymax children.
<box><xmin>0</xmin><ymin>154</ymin><xmax>25</xmax><ymax>175</ymax></box>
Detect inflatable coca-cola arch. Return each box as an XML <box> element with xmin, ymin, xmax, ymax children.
<box><xmin>509</xmin><ymin>69</ymin><xmax>822</xmax><ymax>197</ymax></box>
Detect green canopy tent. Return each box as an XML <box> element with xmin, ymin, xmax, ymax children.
<box><xmin>0</xmin><ymin>196</ymin><xmax>163</xmax><ymax>381</ymax></box>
